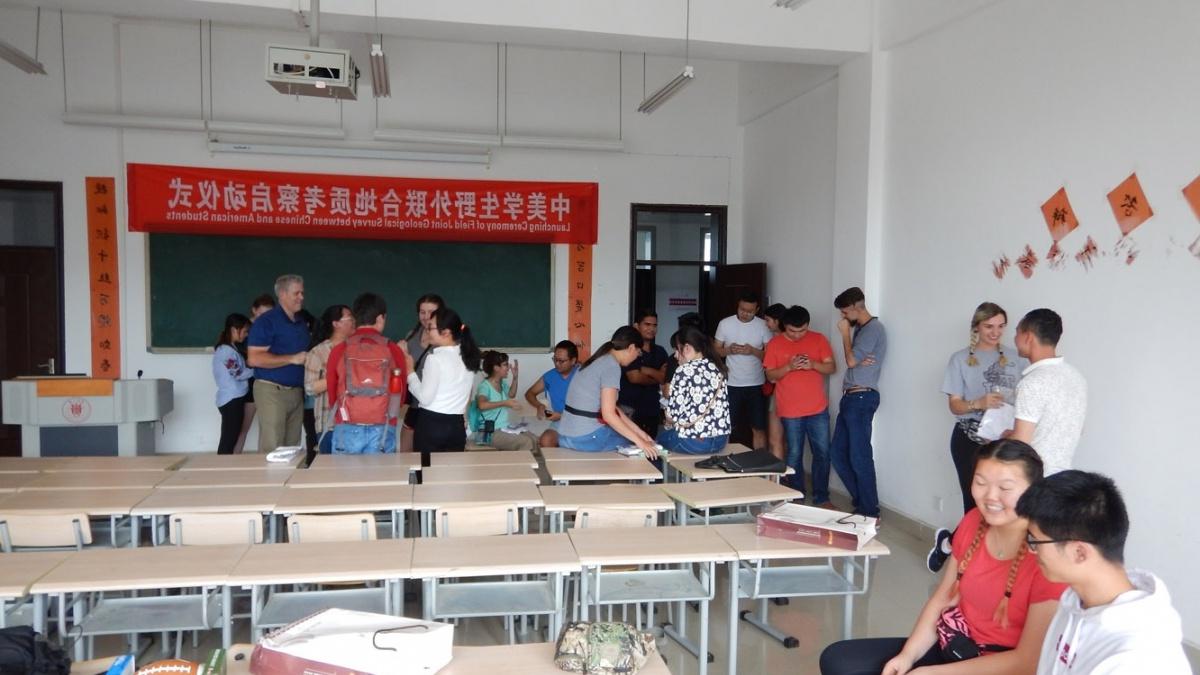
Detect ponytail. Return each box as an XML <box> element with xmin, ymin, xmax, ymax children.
<box><xmin>214</xmin><ymin>313</ymin><xmax>251</xmax><ymax>349</ymax></box>
<box><xmin>432</xmin><ymin>306</ymin><xmax>481</xmax><ymax>372</ymax></box>
<box><xmin>581</xmin><ymin>326</ymin><xmax>641</xmax><ymax>370</ymax></box>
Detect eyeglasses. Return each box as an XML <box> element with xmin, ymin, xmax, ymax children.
<box><xmin>1025</xmin><ymin>533</ymin><xmax>1072</xmax><ymax>552</ymax></box>
<box><xmin>551</xmin><ymin>357</ymin><xmax>572</xmax><ymax>364</ymax></box>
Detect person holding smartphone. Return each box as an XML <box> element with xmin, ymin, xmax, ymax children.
<box><xmin>525</xmin><ymin>340</ymin><xmax>579</xmax><ymax>447</ymax></box>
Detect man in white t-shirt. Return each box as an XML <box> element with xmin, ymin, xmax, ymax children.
<box><xmin>714</xmin><ymin>291</ymin><xmax>774</xmax><ymax>448</ymax></box>
<box><xmin>1011</xmin><ymin>308</ymin><xmax>1087</xmax><ymax>475</ymax></box>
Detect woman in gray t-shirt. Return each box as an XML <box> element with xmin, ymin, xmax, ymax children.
<box><xmin>558</xmin><ymin>326</ymin><xmax>660</xmax><ymax>458</ymax></box>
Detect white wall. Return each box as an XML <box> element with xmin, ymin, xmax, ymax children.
<box><xmin>875</xmin><ymin>0</ymin><xmax>1200</xmax><ymax>643</ymax></box>
<box><xmin>0</xmin><ymin>9</ymin><xmax>742</xmax><ymax>454</ymax></box>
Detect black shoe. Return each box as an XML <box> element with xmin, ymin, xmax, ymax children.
<box><xmin>927</xmin><ymin>528</ymin><xmax>952</xmax><ymax>573</ymax></box>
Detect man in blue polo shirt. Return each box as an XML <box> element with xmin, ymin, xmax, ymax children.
<box><xmin>247</xmin><ymin>274</ymin><xmax>310</xmax><ymax>453</ymax></box>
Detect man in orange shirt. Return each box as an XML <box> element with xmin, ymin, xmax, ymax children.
<box><xmin>764</xmin><ymin>305</ymin><xmax>837</xmax><ymax>507</ymax></box>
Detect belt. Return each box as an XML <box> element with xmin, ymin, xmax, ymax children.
<box><xmin>843</xmin><ymin>386</ymin><xmax>875</xmax><ymax>394</ymax></box>
<box><xmin>258</xmin><ymin>380</ymin><xmax>300</xmax><ymax>390</ymax></box>
<box><xmin>564</xmin><ymin>404</ymin><xmax>601</xmax><ymax>419</ymax></box>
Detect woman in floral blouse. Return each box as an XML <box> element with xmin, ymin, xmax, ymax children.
<box><xmin>657</xmin><ymin>326</ymin><xmax>731</xmax><ymax>454</ymax></box>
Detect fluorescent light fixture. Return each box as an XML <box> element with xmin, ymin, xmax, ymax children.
<box><xmin>501</xmin><ymin>134</ymin><xmax>624</xmax><ymax>152</ymax></box>
<box><xmin>207</xmin><ymin>140</ymin><xmax>490</xmax><ymax>164</ymax></box>
<box><xmin>205</xmin><ymin>120</ymin><xmax>346</xmax><ymax>139</ymax></box>
<box><xmin>637</xmin><ymin>65</ymin><xmax>694</xmax><ymax>114</ymax></box>
<box><xmin>774</xmin><ymin>0</ymin><xmax>815</xmax><ymax>8</ymax></box>
<box><xmin>369</xmin><ymin>42</ymin><xmax>390</xmax><ymax>98</ymax></box>
<box><xmin>373</xmin><ymin>127</ymin><xmax>500</xmax><ymax>148</ymax></box>
<box><xmin>63</xmin><ymin>112</ymin><xmax>206</xmax><ymax>132</ymax></box>
<box><xmin>0</xmin><ymin>38</ymin><xmax>46</xmax><ymax>74</ymax></box>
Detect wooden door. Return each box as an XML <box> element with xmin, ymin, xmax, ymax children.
<box><xmin>704</xmin><ymin>263</ymin><xmax>767</xmax><ymax>335</ymax></box>
<box><xmin>0</xmin><ymin>249</ymin><xmax>62</xmax><ymax>456</ymax></box>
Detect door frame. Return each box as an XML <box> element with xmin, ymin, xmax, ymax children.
<box><xmin>628</xmin><ymin>203</ymin><xmax>728</xmax><ymax>324</ymax></box>
<box><xmin>0</xmin><ymin>179</ymin><xmax>66</xmax><ymax>374</ymax></box>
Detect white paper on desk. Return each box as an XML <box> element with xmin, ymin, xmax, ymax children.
<box><xmin>976</xmin><ymin>403</ymin><xmax>1015</xmax><ymax>441</ymax></box>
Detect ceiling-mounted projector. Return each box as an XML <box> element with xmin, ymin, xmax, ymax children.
<box><xmin>265</xmin><ymin>44</ymin><xmax>358</xmax><ymax>100</ymax></box>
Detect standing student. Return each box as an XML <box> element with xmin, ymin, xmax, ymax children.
<box><xmin>763</xmin><ymin>305</ymin><xmax>837</xmax><ymax>507</ymax></box>
<box><xmin>403</xmin><ymin>307</ymin><xmax>480</xmax><ymax>464</ymax></box>
<box><xmin>246</xmin><ymin>274</ymin><xmax>309</xmax><ymax>452</ymax></box>
<box><xmin>617</xmin><ymin>310</ymin><xmax>669</xmax><ymax>438</ymax></box>
<box><xmin>656</xmin><ymin>327</ymin><xmax>730</xmax><ymax>455</ymax></box>
<box><xmin>830</xmin><ymin>287</ymin><xmax>887</xmax><ymax>519</ymax></box>
<box><xmin>233</xmin><ymin>293</ymin><xmax>276</xmax><ymax>454</ymax></box>
<box><xmin>1011</xmin><ymin>309</ymin><xmax>1087</xmax><ymax>476</ymax></box>
<box><xmin>556</xmin><ymin>326</ymin><xmax>660</xmax><ymax>458</ymax></box>
<box><xmin>399</xmin><ymin>293</ymin><xmax>443</xmax><ymax>453</ymax></box>
<box><xmin>304</xmin><ymin>304</ymin><xmax>353</xmax><ymax>456</ymax></box>
<box><xmin>525</xmin><ymin>340</ymin><xmax>579</xmax><ymax>448</ymax></box>
<box><xmin>470</xmin><ymin>351</ymin><xmax>538</xmax><ymax>452</ymax></box>
<box><xmin>714</xmin><ymin>291</ymin><xmax>775</xmax><ymax>449</ymax></box>
<box><xmin>326</xmin><ymin>293</ymin><xmax>407</xmax><ymax>454</ymax></box>
<box><xmin>212</xmin><ymin>313</ymin><xmax>254</xmax><ymax>455</ymax></box>
<box><xmin>820</xmin><ymin>440</ymin><xmax>1066</xmax><ymax>675</ymax></box>
<box><xmin>763</xmin><ymin>302</ymin><xmax>787</xmax><ymax>460</ymax></box>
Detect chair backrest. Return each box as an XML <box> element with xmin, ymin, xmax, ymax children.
<box><xmin>168</xmin><ymin>512</ymin><xmax>264</xmax><ymax>546</ymax></box>
<box><xmin>574</xmin><ymin>507</ymin><xmax>657</xmax><ymax>530</ymax></box>
<box><xmin>436</xmin><ymin>504</ymin><xmax>517</xmax><ymax>537</ymax></box>
<box><xmin>0</xmin><ymin>513</ymin><xmax>92</xmax><ymax>551</ymax></box>
<box><xmin>287</xmin><ymin>513</ymin><xmax>377</xmax><ymax>543</ymax></box>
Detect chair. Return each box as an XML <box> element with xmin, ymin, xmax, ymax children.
<box><xmin>0</xmin><ymin>513</ymin><xmax>92</xmax><ymax>552</ymax></box>
<box><xmin>167</xmin><ymin>512</ymin><xmax>264</xmax><ymax>546</ymax></box>
<box><xmin>286</xmin><ymin>513</ymin><xmax>377</xmax><ymax>542</ymax></box>
<box><xmin>435</xmin><ymin>504</ymin><xmax>517</xmax><ymax>538</ymax></box>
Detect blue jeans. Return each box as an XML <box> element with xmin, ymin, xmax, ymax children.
<box><xmin>781</xmin><ymin>409</ymin><xmax>831</xmax><ymax>504</ymax></box>
<box><xmin>558</xmin><ymin>425</ymin><xmax>628</xmax><ymax>452</ymax></box>
<box><xmin>331</xmin><ymin>424</ymin><xmax>397</xmax><ymax>454</ymax></box>
<box><xmin>656</xmin><ymin>429</ymin><xmax>728</xmax><ymax>455</ymax></box>
<box><xmin>831</xmin><ymin>390</ymin><xmax>881</xmax><ymax>517</ymax></box>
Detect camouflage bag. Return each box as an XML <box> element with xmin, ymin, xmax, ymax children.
<box><xmin>553</xmin><ymin>621</ymin><xmax>656</xmax><ymax>674</ymax></box>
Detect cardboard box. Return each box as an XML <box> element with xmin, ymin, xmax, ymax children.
<box><xmin>756</xmin><ymin>502</ymin><xmax>878</xmax><ymax>551</ymax></box>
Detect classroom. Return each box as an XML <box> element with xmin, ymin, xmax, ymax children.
<box><xmin>0</xmin><ymin>0</ymin><xmax>1196</xmax><ymax>672</ymax></box>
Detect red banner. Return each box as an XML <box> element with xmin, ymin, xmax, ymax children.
<box><xmin>127</xmin><ymin>163</ymin><xmax>598</xmax><ymax>244</ymax></box>
<box><xmin>86</xmin><ymin>177</ymin><xmax>120</xmax><ymax>379</ymax></box>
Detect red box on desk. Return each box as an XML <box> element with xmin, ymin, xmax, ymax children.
<box><xmin>755</xmin><ymin>503</ymin><xmax>878</xmax><ymax>551</ymax></box>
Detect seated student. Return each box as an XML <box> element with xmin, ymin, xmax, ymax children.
<box><xmin>525</xmin><ymin>340</ymin><xmax>579</xmax><ymax>448</ymax></box>
<box><xmin>325</xmin><ymin>293</ymin><xmax>407</xmax><ymax>454</ymax></box>
<box><xmin>1016</xmin><ymin>471</ymin><xmax>1190</xmax><ymax>674</ymax></box>
<box><xmin>403</xmin><ymin>307</ymin><xmax>481</xmax><ymax>465</ymax></box>
<box><xmin>470</xmin><ymin>350</ymin><xmax>538</xmax><ymax>453</ymax></box>
<box><xmin>820</xmin><ymin>439</ymin><xmax>1066</xmax><ymax>675</ymax></box>
<box><xmin>556</xmin><ymin>326</ymin><xmax>660</xmax><ymax>459</ymax></box>
<box><xmin>656</xmin><ymin>327</ymin><xmax>730</xmax><ymax>455</ymax></box>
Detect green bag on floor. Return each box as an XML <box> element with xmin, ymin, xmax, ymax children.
<box><xmin>553</xmin><ymin>621</ymin><xmax>656</xmax><ymax>674</ymax></box>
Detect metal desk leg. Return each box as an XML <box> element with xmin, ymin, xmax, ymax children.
<box><xmin>33</xmin><ymin>594</ymin><xmax>45</xmax><ymax>635</ymax></box>
<box><xmin>726</xmin><ymin>561</ymin><xmax>739</xmax><ymax>675</ymax></box>
<box><xmin>698</xmin><ymin>595</ymin><xmax>709</xmax><ymax>675</ymax></box>
<box><xmin>421</xmin><ymin>579</ymin><xmax>433</xmax><ymax>621</ymax></box>
<box><xmin>842</xmin><ymin>558</ymin><xmax>854</xmax><ymax>639</ymax></box>
<box><xmin>250</xmin><ymin>584</ymin><xmax>261</xmax><ymax>641</ymax></box>
<box><xmin>675</xmin><ymin>501</ymin><xmax>686</xmax><ymax>527</ymax></box>
<box><xmin>579</xmin><ymin>568</ymin><xmax>590</xmax><ymax>622</ymax></box>
<box><xmin>131</xmin><ymin>515</ymin><xmax>140</xmax><ymax>547</ymax></box>
<box><xmin>222</xmin><ymin>585</ymin><xmax>232</xmax><ymax>648</ymax></box>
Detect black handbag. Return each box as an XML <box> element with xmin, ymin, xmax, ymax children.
<box><xmin>694</xmin><ymin>448</ymin><xmax>786</xmax><ymax>474</ymax></box>
<box><xmin>0</xmin><ymin>626</ymin><xmax>70</xmax><ymax>675</ymax></box>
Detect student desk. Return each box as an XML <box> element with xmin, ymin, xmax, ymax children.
<box><xmin>430</xmin><ymin>450</ymin><xmax>538</xmax><ymax>468</ymax></box>
<box><xmin>285</xmin><ymin>466</ymin><xmax>410</xmax><ymax>488</ymax></box>
<box><xmin>21</xmin><ymin>471</ymin><xmax>166</xmax><ymax>491</ymax></box>
<box><xmin>660</xmin><ymin>477</ymin><xmax>802</xmax><ymax>526</ymax></box>
<box><xmin>420</xmin><ymin>465</ymin><xmax>540</xmax><ymax>486</ymax></box>
<box><xmin>30</xmin><ymin>544</ymin><xmax>248</xmax><ymax>659</ymax></box>
<box><xmin>667</xmin><ymin>454</ymin><xmax>793</xmax><ymax>483</ymax></box>
<box><xmin>271</xmin><ymin>485</ymin><xmax>413</xmax><ymax>538</ymax></box>
<box><xmin>544</xmin><ymin>458</ymin><xmax>661</xmax><ymax>485</ymax></box>
<box><xmin>227</xmin><ymin>539</ymin><xmax>413</xmax><ymax>639</ymax></box>
<box><xmin>130</xmin><ymin>487</ymin><xmax>284</xmax><ymax>545</ymax></box>
<box><xmin>538</xmin><ymin>448</ymin><xmax>630</xmax><ymax>462</ymax></box>
<box><xmin>538</xmin><ymin>484</ymin><xmax>674</xmax><ymax>532</ymax></box>
<box><xmin>713</xmin><ymin>523</ymin><xmax>890</xmax><ymax>675</ymax></box>
<box><xmin>177</xmin><ymin>453</ymin><xmax>304</xmax><ymax>471</ymax></box>
<box><xmin>0</xmin><ymin>550</ymin><xmax>72</xmax><ymax>632</ymax></box>
<box><xmin>568</xmin><ymin>525</ymin><xmax>736</xmax><ymax>675</ymax></box>
<box><xmin>410</xmin><ymin>533</ymin><xmax>579</xmax><ymax>642</ymax></box>
<box><xmin>44</xmin><ymin>456</ymin><xmax>185</xmax><ymax>472</ymax></box>
<box><xmin>0</xmin><ymin>488</ymin><xmax>154</xmax><ymax>547</ymax></box>
<box><xmin>308</xmin><ymin>453</ymin><xmax>423</xmax><ymax>482</ymax></box>
<box><xmin>0</xmin><ymin>473</ymin><xmax>39</xmax><ymax>491</ymax></box>
<box><xmin>411</xmin><ymin>482</ymin><xmax>543</xmax><ymax>536</ymax></box>
<box><xmin>0</xmin><ymin>457</ymin><xmax>64</xmax><ymax>472</ymax></box>
<box><xmin>156</xmin><ymin>468</ymin><xmax>293</xmax><ymax>490</ymax></box>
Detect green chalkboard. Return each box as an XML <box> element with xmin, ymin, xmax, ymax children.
<box><xmin>147</xmin><ymin>234</ymin><xmax>551</xmax><ymax>349</ymax></box>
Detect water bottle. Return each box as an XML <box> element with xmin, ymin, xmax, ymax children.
<box><xmin>387</xmin><ymin>368</ymin><xmax>403</xmax><ymax>419</ymax></box>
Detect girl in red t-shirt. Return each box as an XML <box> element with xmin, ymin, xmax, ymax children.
<box><xmin>820</xmin><ymin>439</ymin><xmax>1066</xmax><ymax>675</ymax></box>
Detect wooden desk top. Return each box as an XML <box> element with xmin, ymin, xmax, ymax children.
<box><xmin>130</xmin><ymin>487</ymin><xmax>284</xmax><ymax>515</ymax></box>
<box><xmin>0</xmin><ymin>550</ymin><xmax>72</xmax><ymax>599</ymax></box>
<box><xmin>538</xmin><ymin>447</ymin><xmax>629</xmax><ymax>462</ymax></box>
<box><xmin>178</xmin><ymin>453</ymin><xmax>304</xmax><ymax>471</ymax></box>
<box><xmin>0</xmin><ymin>457</ymin><xmax>65</xmax><ymax>473</ymax></box>
<box><xmin>0</xmin><ymin>488</ymin><xmax>155</xmax><ymax>516</ymax></box>
<box><xmin>671</xmin><ymin>458</ymin><xmax>794</xmax><ymax>481</ymax></box>
<box><xmin>30</xmin><ymin>544</ymin><xmax>249</xmax><ymax>594</ymax></box>
<box><xmin>308</xmin><ymin>453</ymin><xmax>423</xmax><ymax>471</ymax></box>
<box><xmin>273</xmin><ymin>485</ymin><xmax>414</xmax><ymax>514</ymax></box>
<box><xmin>285</xmin><ymin>466</ymin><xmax>410</xmax><ymax>488</ymax></box>
<box><xmin>663</xmin><ymin>442</ymin><xmax>751</xmax><ymax>468</ymax></box>
<box><xmin>411</xmin><ymin>533</ymin><xmax>579</xmax><ymax>577</ymax></box>
<box><xmin>411</xmin><ymin>482</ymin><xmax>544</xmax><ymax>510</ymax></box>
<box><xmin>157</xmin><ymin>468</ymin><xmax>293</xmax><ymax>489</ymax></box>
<box><xmin>22</xmin><ymin>471</ymin><xmax>165</xmax><ymax>491</ymax></box>
<box><xmin>429</xmin><ymin>450</ymin><xmax>538</xmax><ymax>468</ymax></box>
<box><xmin>544</xmin><ymin>458</ymin><xmax>661</xmax><ymax>483</ymax></box>
<box><xmin>440</xmin><ymin>643</ymin><xmax>671</xmax><ymax>675</ymax></box>
<box><xmin>712</xmin><ymin>522</ymin><xmax>891</xmax><ymax>559</ymax></box>
<box><xmin>568</xmin><ymin>525</ymin><xmax>737</xmax><ymax>565</ymax></box>
<box><xmin>44</xmin><ymin>456</ymin><xmax>185</xmax><ymax>472</ymax></box>
<box><xmin>227</xmin><ymin>539</ymin><xmax>413</xmax><ymax>586</ymax></box>
<box><xmin>538</xmin><ymin>484</ymin><xmax>674</xmax><ymax>513</ymax></box>
<box><xmin>421</xmin><ymin>465</ymin><xmax>540</xmax><ymax>485</ymax></box>
<box><xmin>0</xmin><ymin>473</ymin><xmax>39</xmax><ymax>491</ymax></box>
<box><xmin>660</xmin><ymin>477</ymin><xmax>802</xmax><ymax>510</ymax></box>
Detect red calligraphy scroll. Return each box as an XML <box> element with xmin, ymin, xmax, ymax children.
<box><xmin>127</xmin><ymin>163</ymin><xmax>598</xmax><ymax>245</ymax></box>
<box><xmin>86</xmin><ymin>177</ymin><xmax>120</xmax><ymax>379</ymax></box>
<box><xmin>567</xmin><ymin>244</ymin><xmax>593</xmax><ymax>360</ymax></box>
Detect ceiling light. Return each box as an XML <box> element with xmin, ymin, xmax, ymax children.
<box><xmin>773</xmin><ymin>0</ymin><xmax>815</xmax><ymax>8</ymax></box>
<box><xmin>637</xmin><ymin>66</ymin><xmax>694</xmax><ymax>114</ymax></box>
<box><xmin>207</xmin><ymin>140</ymin><xmax>490</xmax><ymax>165</ymax></box>
<box><xmin>0</xmin><ymin>39</ymin><xmax>45</xmax><ymax>74</ymax></box>
<box><xmin>63</xmin><ymin>112</ymin><xmax>206</xmax><ymax>132</ymax></box>
<box><xmin>369</xmin><ymin>43</ymin><xmax>390</xmax><ymax>98</ymax></box>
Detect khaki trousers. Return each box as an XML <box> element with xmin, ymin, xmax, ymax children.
<box><xmin>253</xmin><ymin>379</ymin><xmax>303</xmax><ymax>452</ymax></box>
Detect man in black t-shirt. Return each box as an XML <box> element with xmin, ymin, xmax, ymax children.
<box><xmin>618</xmin><ymin>310</ymin><xmax>669</xmax><ymax>438</ymax></box>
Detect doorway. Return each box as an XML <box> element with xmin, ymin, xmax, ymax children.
<box><xmin>629</xmin><ymin>205</ymin><xmax>727</xmax><ymax>344</ymax></box>
<box><xmin>0</xmin><ymin>181</ymin><xmax>65</xmax><ymax>456</ymax></box>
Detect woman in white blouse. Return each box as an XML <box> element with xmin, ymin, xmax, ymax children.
<box><xmin>402</xmin><ymin>306</ymin><xmax>481</xmax><ymax>466</ymax></box>
<box><xmin>657</xmin><ymin>326</ymin><xmax>731</xmax><ymax>454</ymax></box>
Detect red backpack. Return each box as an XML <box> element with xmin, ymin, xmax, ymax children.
<box><xmin>335</xmin><ymin>332</ymin><xmax>394</xmax><ymax>426</ymax></box>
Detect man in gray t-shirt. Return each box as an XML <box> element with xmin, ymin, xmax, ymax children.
<box><xmin>829</xmin><ymin>287</ymin><xmax>887</xmax><ymax>517</ymax></box>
